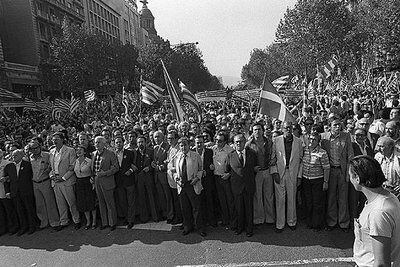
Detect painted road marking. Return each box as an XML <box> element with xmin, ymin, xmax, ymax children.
<box><xmin>177</xmin><ymin>257</ymin><xmax>354</xmax><ymax>267</ymax></box>
<box><xmin>116</xmin><ymin>221</ymin><xmax>173</xmax><ymax>231</ymax></box>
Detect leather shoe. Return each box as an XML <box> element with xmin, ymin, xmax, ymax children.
<box><xmin>74</xmin><ymin>223</ymin><xmax>81</xmax><ymax>230</ymax></box>
<box><xmin>85</xmin><ymin>225</ymin><xmax>91</xmax><ymax>230</ymax></box>
<box><xmin>246</xmin><ymin>232</ymin><xmax>253</xmax><ymax>237</ymax></box>
<box><xmin>289</xmin><ymin>225</ymin><xmax>296</xmax><ymax>231</ymax></box>
<box><xmin>274</xmin><ymin>227</ymin><xmax>283</xmax><ymax>233</ymax></box>
<box><xmin>110</xmin><ymin>225</ymin><xmax>117</xmax><ymax>231</ymax></box>
<box><xmin>91</xmin><ymin>224</ymin><xmax>97</xmax><ymax>230</ymax></box>
<box><xmin>127</xmin><ymin>223</ymin><xmax>134</xmax><ymax>229</ymax></box>
<box><xmin>100</xmin><ymin>225</ymin><xmax>108</xmax><ymax>230</ymax></box>
<box><xmin>27</xmin><ymin>228</ymin><xmax>36</xmax><ymax>235</ymax></box>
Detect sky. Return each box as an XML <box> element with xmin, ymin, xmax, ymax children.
<box><xmin>148</xmin><ymin>0</ymin><xmax>297</xmax><ymax>82</ymax></box>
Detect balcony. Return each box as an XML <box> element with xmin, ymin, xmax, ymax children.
<box><xmin>43</xmin><ymin>0</ymin><xmax>85</xmax><ymax>21</ymax></box>
<box><xmin>36</xmin><ymin>9</ymin><xmax>49</xmax><ymax>21</ymax></box>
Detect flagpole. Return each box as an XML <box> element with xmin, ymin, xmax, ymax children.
<box><xmin>257</xmin><ymin>74</ymin><xmax>267</xmax><ymax>114</ymax></box>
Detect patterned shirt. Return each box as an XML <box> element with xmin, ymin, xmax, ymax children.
<box><xmin>329</xmin><ymin>134</ymin><xmax>341</xmax><ymax>166</ymax></box>
<box><xmin>94</xmin><ymin>151</ymin><xmax>103</xmax><ymax>173</ymax></box>
<box><xmin>302</xmin><ymin>146</ymin><xmax>330</xmax><ymax>180</ymax></box>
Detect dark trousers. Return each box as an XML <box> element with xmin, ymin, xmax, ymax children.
<box><xmin>13</xmin><ymin>194</ymin><xmax>37</xmax><ymax>231</ymax></box>
<box><xmin>215</xmin><ymin>177</ymin><xmax>235</xmax><ymax>226</ymax></box>
<box><xmin>179</xmin><ymin>185</ymin><xmax>202</xmax><ymax>231</ymax></box>
<box><xmin>201</xmin><ymin>182</ymin><xmax>217</xmax><ymax>226</ymax></box>
<box><xmin>155</xmin><ymin>178</ymin><xmax>173</xmax><ymax>220</ymax></box>
<box><xmin>171</xmin><ymin>188</ymin><xmax>182</xmax><ymax>222</ymax></box>
<box><xmin>115</xmin><ymin>185</ymin><xmax>137</xmax><ymax>223</ymax></box>
<box><xmin>137</xmin><ymin>174</ymin><xmax>158</xmax><ymax>222</ymax></box>
<box><xmin>0</xmin><ymin>198</ymin><xmax>19</xmax><ymax>234</ymax></box>
<box><xmin>348</xmin><ymin>183</ymin><xmax>366</xmax><ymax>222</ymax></box>
<box><xmin>233</xmin><ymin>190</ymin><xmax>254</xmax><ymax>234</ymax></box>
<box><xmin>303</xmin><ymin>178</ymin><xmax>325</xmax><ymax>229</ymax></box>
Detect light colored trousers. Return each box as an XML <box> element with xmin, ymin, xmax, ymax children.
<box><xmin>253</xmin><ymin>169</ymin><xmax>275</xmax><ymax>224</ymax></box>
<box><xmin>53</xmin><ymin>183</ymin><xmax>80</xmax><ymax>225</ymax></box>
<box><xmin>274</xmin><ymin>171</ymin><xmax>297</xmax><ymax>229</ymax></box>
<box><xmin>34</xmin><ymin>180</ymin><xmax>60</xmax><ymax>227</ymax></box>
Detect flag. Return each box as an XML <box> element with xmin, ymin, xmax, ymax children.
<box><xmin>122</xmin><ymin>87</ymin><xmax>129</xmax><ymax>115</ymax></box>
<box><xmin>195</xmin><ymin>90</ymin><xmax>226</xmax><ymax>102</ymax></box>
<box><xmin>84</xmin><ymin>90</ymin><xmax>96</xmax><ymax>102</ymax></box>
<box><xmin>257</xmin><ymin>75</ymin><xmax>295</xmax><ymax>122</ymax></box>
<box><xmin>54</xmin><ymin>98</ymin><xmax>70</xmax><ymax>112</ymax></box>
<box><xmin>272</xmin><ymin>75</ymin><xmax>290</xmax><ymax>93</ymax></box>
<box><xmin>0</xmin><ymin>88</ymin><xmax>22</xmax><ymax>99</ymax></box>
<box><xmin>52</xmin><ymin>109</ymin><xmax>62</xmax><ymax>120</ymax></box>
<box><xmin>321</xmin><ymin>55</ymin><xmax>338</xmax><ymax>79</ymax></box>
<box><xmin>36</xmin><ymin>96</ymin><xmax>52</xmax><ymax>113</ymax></box>
<box><xmin>69</xmin><ymin>94</ymin><xmax>81</xmax><ymax>114</ymax></box>
<box><xmin>141</xmin><ymin>80</ymin><xmax>165</xmax><ymax>105</ymax></box>
<box><xmin>23</xmin><ymin>98</ymin><xmax>39</xmax><ymax>110</ymax></box>
<box><xmin>179</xmin><ymin>80</ymin><xmax>202</xmax><ymax>122</ymax></box>
<box><xmin>161</xmin><ymin>59</ymin><xmax>185</xmax><ymax>122</ymax></box>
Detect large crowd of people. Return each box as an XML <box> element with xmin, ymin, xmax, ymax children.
<box><xmin>1</xmin><ymin>82</ymin><xmax>400</xmax><ymax>265</ymax></box>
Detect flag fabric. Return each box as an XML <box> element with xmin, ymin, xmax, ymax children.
<box><xmin>285</xmin><ymin>89</ymin><xmax>303</xmax><ymax>98</ymax></box>
<box><xmin>272</xmin><ymin>75</ymin><xmax>290</xmax><ymax>93</ymax></box>
<box><xmin>69</xmin><ymin>94</ymin><xmax>81</xmax><ymax>114</ymax></box>
<box><xmin>23</xmin><ymin>98</ymin><xmax>39</xmax><ymax>110</ymax></box>
<box><xmin>179</xmin><ymin>80</ymin><xmax>202</xmax><ymax>122</ymax></box>
<box><xmin>0</xmin><ymin>88</ymin><xmax>22</xmax><ymax>99</ymax></box>
<box><xmin>161</xmin><ymin>59</ymin><xmax>185</xmax><ymax>122</ymax></box>
<box><xmin>52</xmin><ymin>109</ymin><xmax>62</xmax><ymax>120</ymax></box>
<box><xmin>141</xmin><ymin>80</ymin><xmax>165</xmax><ymax>105</ymax></box>
<box><xmin>257</xmin><ymin>75</ymin><xmax>295</xmax><ymax>122</ymax></box>
<box><xmin>195</xmin><ymin>90</ymin><xmax>226</xmax><ymax>102</ymax></box>
<box><xmin>321</xmin><ymin>55</ymin><xmax>339</xmax><ymax>79</ymax></box>
<box><xmin>54</xmin><ymin>98</ymin><xmax>70</xmax><ymax>112</ymax></box>
<box><xmin>84</xmin><ymin>90</ymin><xmax>96</xmax><ymax>102</ymax></box>
<box><xmin>122</xmin><ymin>87</ymin><xmax>129</xmax><ymax>115</ymax></box>
<box><xmin>36</xmin><ymin>96</ymin><xmax>52</xmax><ymax>113</ymax></box>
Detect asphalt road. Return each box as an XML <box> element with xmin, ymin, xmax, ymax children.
<box><xmin>0</xmin><ymin>221</ymin><xmax>354</xmax><ymax>267</ymax></box>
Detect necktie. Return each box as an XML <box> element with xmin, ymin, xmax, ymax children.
<box><xmin>238</xmin><ymin>152</ymin><xmax>244</xmax><ymax>165</ymax></box>
<box><xmin>181</xmin><ymin>155</ymin><xmax>188</xmax><ymax>185</ymax></box>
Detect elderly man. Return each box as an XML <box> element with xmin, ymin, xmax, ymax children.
<box><xmin>246</xmin><ymin>122</ymin><xmax>276</xmax><ymax>225</ymax></box>
<box><xmin>92</xmin><ymin>136</ymin><xmax>119</xmax><ymax>231</ymax></box>
<box><xmin>4</xmin><ymin>150</ymin><xmax>36</xmax><ymax>235</ymax></box>
<box><xmin>29</xmin><ymin>140</ymin><xmax>61</xmax><ymax>231</ymax></box>
<box><xmin>173</xmin><ymin>137</ymin><xmax>205</xmax><ymax>236</ymax></box>
<box><xmin>357</xmin><ymin>117</ymin><xmax>379</xmax><ymax>149</ymax></box>
<box><xmin>385</xmin><ymin>121</ymin><xmax>400</xmax><ymax>156</ymax></box>
<box><xmin>375</xmin><ymin>136</ymin><xmax>400</xmax><ymax>198</ymax></box>
<box><xmin>49</xmin><ymin>132</ymin><xmax>80</xmax><ymax>230</ymax></box>
<box><xmin>270</xmin><ymin>121</ymin><xmax>303</xmax><ymax>233</ymax></box>
<box><xmin>321</xmin><ymin>118</ymin><xmax>354</xmax><ymax>232</ymax></box>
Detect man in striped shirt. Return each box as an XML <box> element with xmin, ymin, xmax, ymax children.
<box><xmin>302</xmin><ymin>132</ymin><xmax>330</xmax><ymax>231</ymax></box>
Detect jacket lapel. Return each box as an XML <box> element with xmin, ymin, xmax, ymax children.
<box><xmin>278</xmin><ymin>136</ymin><xmax>286</xmax><ymax>166</ymax></box>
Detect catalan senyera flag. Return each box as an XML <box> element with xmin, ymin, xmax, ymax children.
<box><xmin>69</xmin><ymin>94</ymin><xmax>81</xmax><ymax>114</ymax></box>
<box><xmin>321</xmin><ymin>55</ymin><xmax>338</xmax><ymax>79</ymax></box>
<box><xmin>84</xmin><ymin>90</ymin><xmax>96</xmax><ymax>102</ymax></box>
<box><xmin>141</xmin><ymin>80</ymin><xmax>165</xmax><ymax>105</ymax></box>
<box><xmin>257</xmin><ymin>75</ymin><xmax>295</xmax><ymax>122</ymax></box>
<box><xmin>161</xmin><ymin>59</ymin><xmax>185</xmax><ymax>122</ymax></box>
<box><xmin>179</xmin><ymin>80</ymin><xmax>202</xmax><ymax>122</ymax></box>
<box><xmin>272</xmin><ymin>75</ymin><xmax>290</xmax><ymax>93</ymax></box>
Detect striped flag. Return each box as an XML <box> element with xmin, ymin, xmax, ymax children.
<box><xmin>0</xmin><ymin>88</ymin><xmax>22</xmax><ymax>99</ymax></box>
<box><xmin>23</xmin><ymin>98</ymin><xmax>39</xmax><ymax>110</ymax></box>
<box><xmin>272</xmin><ymin>75</ymin><xmax>290</xmax><ymax>93</ymax></box>
<box><xmin>54</xmin><ymin>98</ymin><xmax>70</xmax><ymax>112</ymax></box>
<box><xmin>69</xmin><ymin>94</ymin><xmax>81</xmax><ymax>114</ymax></box>
<box><xmin>257</xmin><ymin>75</ymin><xmax>295</xmax><ymax>122</ymax></box>
<box><xmin>36</xmin><ymin>96</ymin><xmax>52</xmax><ymax>112</ymax></box>
<box><xmin>179</xmin><ymin>80</ymin><xmax>202</xmax><ymax>122</ymax></box>
<box><xmin>195</xmin><ymin>90</ymin><xmax>226</xmax><ymax>102</ymax></box>
<box><xmin>285</xmin><ymin>89</ymin><xmax>303</xmax><ymax>98</ymax></box>
<box><xmin>161</xmin><ymin>59</ymin><xmax>185</xmax><ymax>122</ymax></box>
<box><xmin>321</xmin><ymin>55</ymin><xmax>338</xmax><ymax>79</ymax></box>
<box><xmin>52</xmin><ymin>109</ymin><xmax>62</xmax><ymax>120</ymax></box>
<box><xmin>141</xmin><ymin>80</ymin><xmax>165</xmax><ymax>105</ymax></box>
<box><xmin>84</xmin><ymin>90</ymin><xmax>96</xmax><ymax>102</ymax></box>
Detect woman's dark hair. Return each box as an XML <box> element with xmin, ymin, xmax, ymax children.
<box><xmin>349</xmin><ymin>155</ymin><xmax>386</xmax><ymax>188</ymax></box>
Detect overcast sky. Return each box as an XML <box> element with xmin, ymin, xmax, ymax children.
<box><xmin>148</xmin><ymin>0</ymin><xmax>296</xmax><ymax>80</ymax></box>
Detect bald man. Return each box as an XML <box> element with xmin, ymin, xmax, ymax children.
<box><xmin>375</xmin><ymin>136</ymin><xmax>400</xmax><ymax>197</ymax></box>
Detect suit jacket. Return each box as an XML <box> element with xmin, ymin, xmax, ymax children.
<box><xmin>321</xmin><ymin>131</ymin><xmax>354</xmax><ymax>180</ymax></box>
<box><xmin>49</xmin><ymin>145</ymin><xmax>76</xmax><ymax>186</ymax></box>
<box><xmin>198</xmin><ymin>147</ymin><xmax>215</xmax><ymax>189</ymax></box>
<box><xmin>91</xmin><ymin>149</ymin><xmax>119</xmax><ymax>191</ymax></box>
<box><xmin>226</xmin><ymin>147</ymin><xmax>257</xmax><ymax>195</ymax></box>
<box><xmin>174</xmin><ymin>150</ymin><xmax>203</xmax><ymax>195</ymax></box>
<box><xmin>4</xmin><ymin>160</ymin><xmax>34</xmax><ymax>198</ymax></box>
<box><xmin>270</xmin><ymin>135</ymin><xmax>303</xmax><ymax>179</ymax></box>
<box><xmin>153</xmin><ymin>142</ymin><xmax>169</xmax><ymax>184</ymax></box>
<box><xmin>368</xmin><ymin>132</ymin><xmax>379</xmax><ymax>150</ymax></box>
<box><xmin>115</xmin><ymin>149</ymin><xmax>135</xmax><ymax>188</ymax></box>
<box><xmin>352</xmin><ymin>142</ymin><xmax>374</xmax><ymax>157</ymax></box>
<box><xmin>134</xmin><ymin>148</ymin><xmax>154</xmax><ymax>178</ymax></box>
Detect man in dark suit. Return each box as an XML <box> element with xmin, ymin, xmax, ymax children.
<box><xmin>357</xmin><ymin>118</ymin><xmax>379</xmax><ymax>149</ymax></box>
<box><xmin>194</xmin><ymin>134</ymin><xmax>217</xmax><ymax>227</ymax></box>
<box><xmin>114</xmin><ymin>136</ymin><xmax>136</xmax><ymax>228</ymax></box>
<box><xmin>92</xmin><ymin>136</ymin><xmax>119</xmax><ymax>231</ymax></box>
<box><xmin>134</xmin><ymin>136</ymin><xmax>158</xmax><ymax>222</ymax></box>
<box><xmin>152</xmin><ymin>131</ymin><xmax>172</xmax><ymax>222</ymax></box>
<box><xmin>226</xmin><ymin>134</ymin><xmax>258</xmax><ymax>237</ymax></box>
<box><xmin>4</xmin><ymin>150</ymin><xmax>37</xmax><ymax>235</ymax></box>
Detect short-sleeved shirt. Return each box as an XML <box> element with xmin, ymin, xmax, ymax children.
<box><xmin>302</xmin><ymin>146</ymin><xmax>330</xmax><ymax>180</ymax></box>
<box><xmin>74</xmin><ymin>157</ymin><xmax>92</xmax><ymax>178</ymax></box>
<box><xmin>353</xmin><ymin>193</ymin><xmax>400</xmax><ymax>266</ymax></box>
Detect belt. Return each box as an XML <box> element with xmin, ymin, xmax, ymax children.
<box><xmin>331</xmin><ymin>165</ymin><xmax>341</xmax><ymax>169</ymax></box>
<box><xmin>259</xmin><ymin>167</ymin><xmax>270</xmax><ymax>171</ymax></box>
<box><xmin>33</xmin><ymin>178</ymin><xmax>50</xmax><ymax>184</ymax></box>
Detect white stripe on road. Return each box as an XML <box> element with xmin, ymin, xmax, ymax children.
<box><xmin>177</xmin><ymin>257</ymin><xmax>354</xmax><ymax>267</ymax></box>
